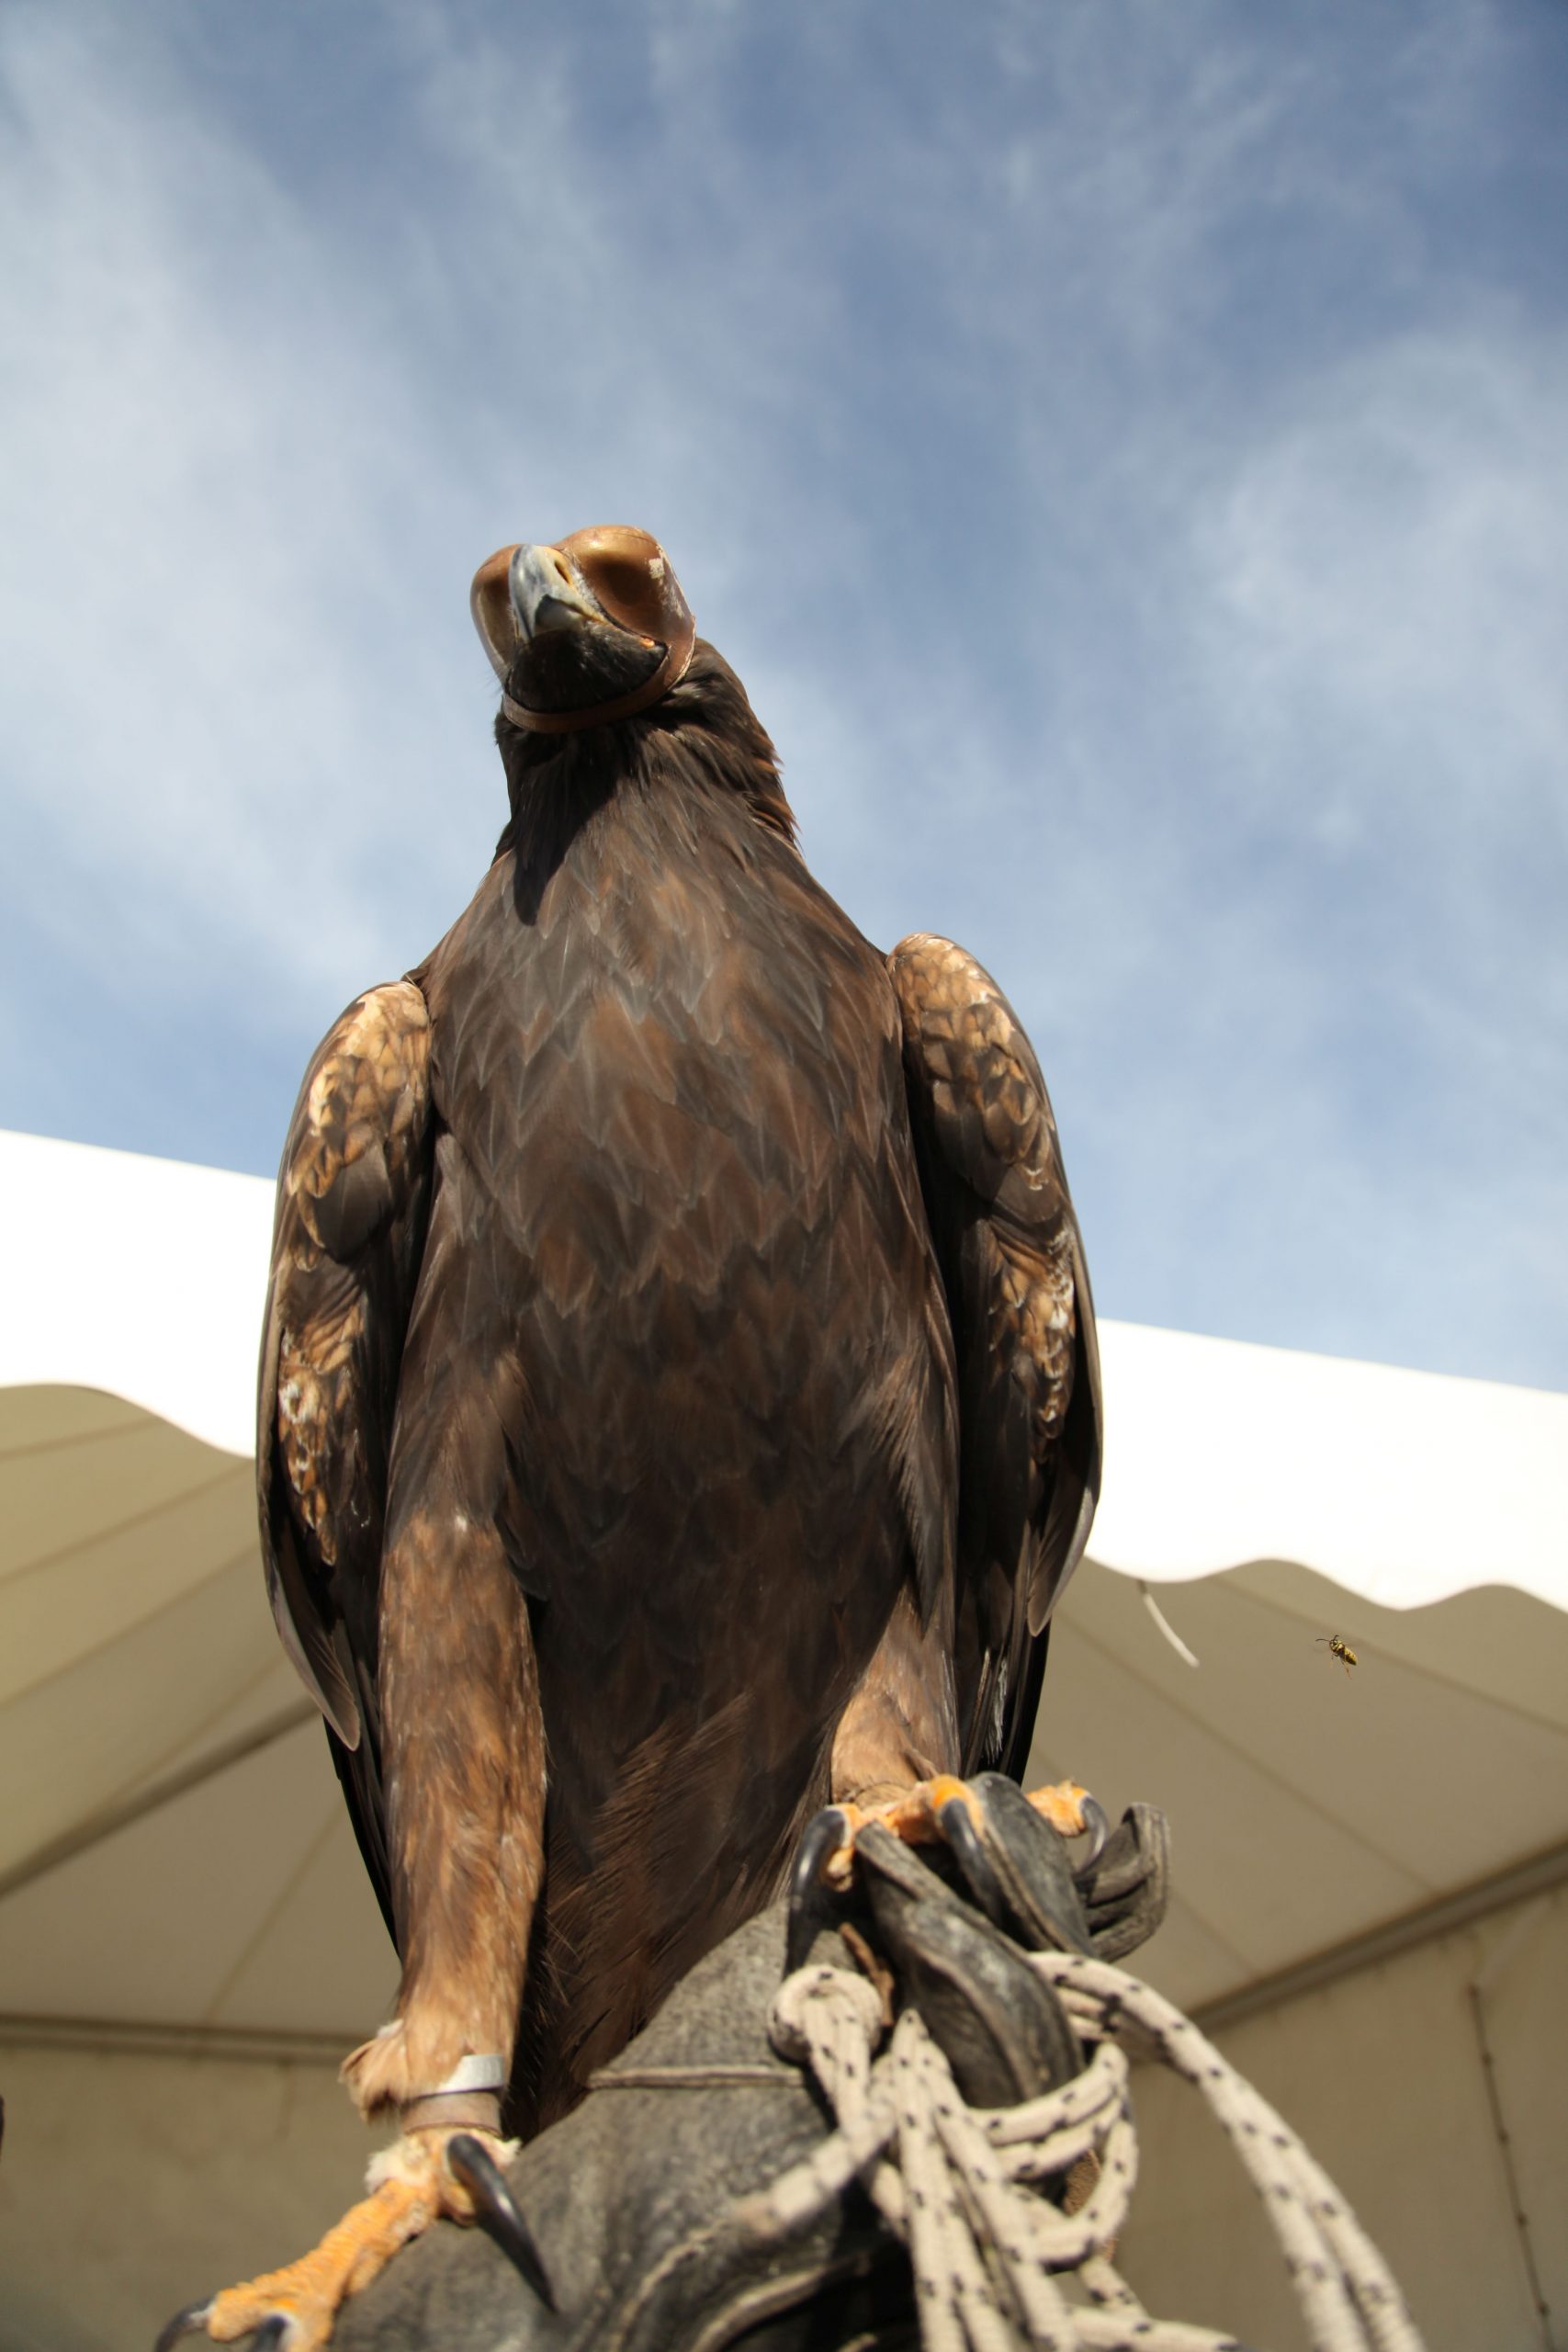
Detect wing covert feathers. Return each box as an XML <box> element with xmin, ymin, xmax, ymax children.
<box><xmin>258</xmin><ymin>982</ymin><xmax>434</xmax><ymax>1747</ymax></box>
<box><xmin>889</xmin><ymin>933</ymin><xmax>1102</xmax><ymax>1769</ymax></box>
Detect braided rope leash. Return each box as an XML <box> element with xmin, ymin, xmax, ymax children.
<box><xmin>738</xmin><ymin>1954</ymin><xmax>1427</xmax><ymax>2352</ymax></box>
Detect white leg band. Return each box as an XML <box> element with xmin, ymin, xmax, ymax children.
<box><xmin>432</xmin><ymin>2052</ymin><xmax>507</xmax><ymax>2095</ymax></box>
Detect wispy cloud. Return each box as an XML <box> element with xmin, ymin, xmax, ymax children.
<box><xmin>0</xmin><ymin>10</ymin><xmax>490</xmax><ymax>994</ymax></box>
<box><xmin>1</xmin><ymin>0</ymin><xmax>1564</xmax><ymax>1383</ymax></box>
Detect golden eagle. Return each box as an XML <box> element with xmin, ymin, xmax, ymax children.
<box><xmin>169</xmin><ymin>526</ymin><xmax>1100</xmax><ymax>2348</ymax></box>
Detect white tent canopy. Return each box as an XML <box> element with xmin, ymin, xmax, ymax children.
<box><xmin>3</xmin><ymin>1121</ymin><xmax>1566</xmax><ymax>2046</ymax></box>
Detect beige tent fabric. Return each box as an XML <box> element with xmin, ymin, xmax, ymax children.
<box><xmin>1031</xmin><ymin>1557</ymin><xmax>1568</xmax><ymax>2012</ymax></box>
<box><xmin>0</xmin><ymin>1385</ymin><xmax>393</xmax><ymax>2041</ymax></box>
<box><xmin>4</xmin><ymin>1382</ymin><xmax>1566</xmax><ymax>2041</ymax></box>
<box><xmin>1122</xmin><ymin>1882</ymin><xmax>1568</xmax><ymax>2351</ymax></box>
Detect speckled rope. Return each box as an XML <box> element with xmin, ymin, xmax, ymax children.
<box><xmin>745</xmin><ymin>1955</ymin><xmax>1427</xmax><ymax>2352</ymax></box>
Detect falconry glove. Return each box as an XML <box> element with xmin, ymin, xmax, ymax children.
<box><xmin>327</xmin><ymin>1796</ymin><xmax>1170</xmax><ymax>2352</ymax></box>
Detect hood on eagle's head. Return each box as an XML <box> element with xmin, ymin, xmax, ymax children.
<box><xmin>471</xmin><ymin>525</ymin><xmax>695</xmax><ymax>731</ymax></box>
<box><xmin>471</xmin><ymin>525</ymin><xmax>795</xmax><ymax>850</ymax></box>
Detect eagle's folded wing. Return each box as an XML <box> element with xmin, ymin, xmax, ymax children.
<box><xmin>257</xmin><ymin>980</ymin><xmax>434</xmax><ymax>1917</ymax></box>
<box><xmin>888</xmin><ymin>933</ymin><xmax>1102</xmax><ymax>1781</ymax></box>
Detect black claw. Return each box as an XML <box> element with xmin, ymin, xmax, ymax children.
<box><xmin>1074</xmin><ymin>1792</ymin><xmax>1111</xmax><ymax>1876</ymax></box>
<box><xmin>936</xmin><ymin>1795</ymin><xmax>1010</xmax><ymax>1928</ymax></box>
<box><xmin>967</xmin><ymin>1775</ymin><xmax>1094</xmax><ymax>1954</ymax></box>
<box><xmin>153</xmin><ymin>2299</ymin><xmax>213</xmax><ymax>2352</ymax></box>
<box><xmin>784</xmin><ymin>1804</ymin><xmax>851</xmax><ymax>1973</ymax></box>
<box><xmin>447</xmin><ymin>2133</ymin><xmax>555</xmax><ymax>2309</ymax></box>
<box><xmin>153</xmin><ymin>2297</ymin><xmax>290</xmax><ymax>2351</ymax></box>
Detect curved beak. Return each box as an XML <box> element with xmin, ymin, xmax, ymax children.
<box><xmin>510</xmin><ymin>544</ymin><xmax>601</xmax><ymax>640</ymax></box>
<box><xmin>470</xmin><ymin>542</ymin><xmax>603</xmax><ymax>683</ymax></box>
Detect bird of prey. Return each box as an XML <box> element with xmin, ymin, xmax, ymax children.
<box><xmin>166</xmin><ymin>526</ymin><xmax>1100</xmax><ymax>2349</ymax></box>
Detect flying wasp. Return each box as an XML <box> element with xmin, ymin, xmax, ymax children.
<box><xmin>1316</xmin><ymin>1634</ymin><xmax>1358</xmax><ymax>1674</ymax></box>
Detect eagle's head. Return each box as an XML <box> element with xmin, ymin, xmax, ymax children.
<box><xmin>470</xmin><ymin>526</ymin><xmax>696</xmax><ymax>735</ymax></box>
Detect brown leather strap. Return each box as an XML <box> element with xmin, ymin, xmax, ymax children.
<box><xmin>502</xmin><ymin>632</ymin><xmax>694</xmax><ymax>734</ymax></box>
<box><xmin>400</xmin><ymin>2088</ymin><xmax>503</xmax><ymax>2133</ymax></box>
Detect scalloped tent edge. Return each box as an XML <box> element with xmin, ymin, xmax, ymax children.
<box><xmin>3</xmin><ymin>1126</ymin><xmax>1565</xmax><ymax>2345</ymax></box>
<box><xmin>6</xmin><ymin>1125</ymin><xmax>1564</xmax><ymax>1611</ymax></box>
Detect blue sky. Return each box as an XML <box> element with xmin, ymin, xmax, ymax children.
<box><xmin>3</xmin><ymin>0</ymin><xmax>1565</xmax><ymax>1388</ymax></box>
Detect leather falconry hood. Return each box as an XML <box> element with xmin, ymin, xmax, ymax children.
<box><xmin>470</xmin><ymin>525</ymin><xmax>697</xmax><ymax>734</ymax></box>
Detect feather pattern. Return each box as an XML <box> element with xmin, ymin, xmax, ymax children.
<box><xmin>888</xmin><ymin>933</ymin><xmax>1102</xmax><ymax>1781</ymax></box>
<box><xmin>256</xmin><ymin>637</ymin><xmax>1096</xmax><ymax>2131</ymax></box>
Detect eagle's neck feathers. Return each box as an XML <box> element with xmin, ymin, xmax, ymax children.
<box><xmin>493</xmin><ymin>640</ymin><xmax>796</xmax><ymax>893</ymax></box>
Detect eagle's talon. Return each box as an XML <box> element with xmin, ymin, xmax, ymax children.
<box><xmin>784</xmin><ymin>1804</ymin><xmax>853</xmax><ymax>1972</ymax></box>
<box><xmin>1073</xmin><ymin>1792</ymin><xmax>1111</xmax><ymax>1876</ymax></box>
<box><xmin>821</xmin><ymin>1776</ymin><xmax>1001</xmax><ymax>1897</ymax></box>
<box><xmin>152</xmin><ymin>2299</ymin><xmax>214</xmax><ymax>2352</ymax></box>
<box><xmin>170</xmin><ymin>2130</ymin><xmax>497</xmax><ymax>2351</ymax></box>
<box><xmin>446</xmin><ymin>2134</ymin><xmax>554</xmax><ymax>2308</ymax></box>
<box><xmin>935</xmin><ymin>1792</ymin><xmax>1010</xmax><ymax>1927</ymax></box>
